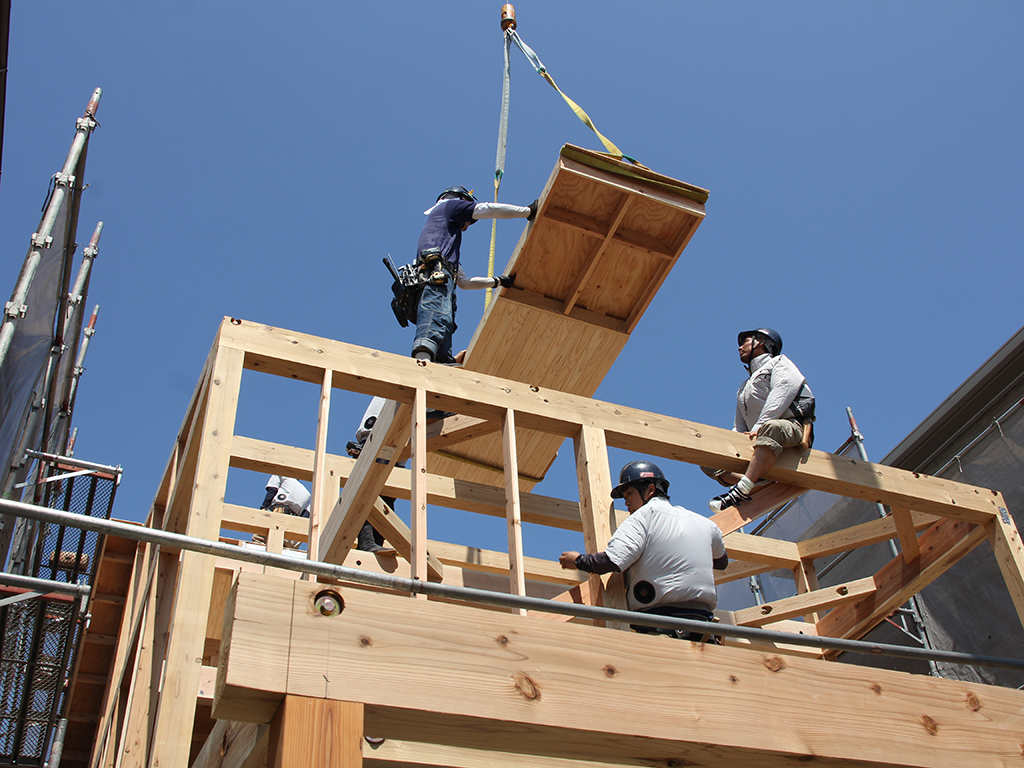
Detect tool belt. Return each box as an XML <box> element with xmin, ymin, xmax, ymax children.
<box><xmin>383</xmin><ymin>250</ymin><xmax>454</xmax><ymax>328</ymax></box>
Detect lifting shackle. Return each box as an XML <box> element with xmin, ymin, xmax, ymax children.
<box><xmin>501</xmin><ymin>3</ymin><xmax>517</xmax><ymax>31</ymax></box>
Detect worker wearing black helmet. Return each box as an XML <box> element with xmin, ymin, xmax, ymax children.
<box><xmin>706</xmin><ymin>327</ymin><xmax>815</xmax><ymax>513</ymax></box>
<box><xmin>411</xmin><ymin>186</ymin><xmax>538</xmax><ymax>364</ymax></box>
<box><xmin>559</xmin><ymin>460</ymin><xmax>728</xmax><ymax>640</ymax></box>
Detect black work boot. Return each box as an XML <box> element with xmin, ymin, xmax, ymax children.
<box><xmin>357</xmin><ymin>521</ymin><xmax>385</xmax><ymax>553</ymax></box>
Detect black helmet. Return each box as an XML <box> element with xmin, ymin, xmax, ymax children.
<box><xmin>437</xmin><ymin>185</ymin><xmax>476</xmax><ymax>202</ymax></box>
<box><xmin>610</xmin><ymin>460</ymin><xmax>670</xmax><ymax>499</ymax></box>
<box><xmin>738</xmin><ymin>327</ymin><xmax>783</xmax><ymax>357</ymax></box>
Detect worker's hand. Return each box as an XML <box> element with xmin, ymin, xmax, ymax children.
<box><xmin>527</xmin><ymin>198</ymin><xmax>539</xmax><ymax>221</ymax></box>
<box><xmin>497</xmin><ymin>273</ymin><xmax>516</xmax><ymax>289</ymax></box>
<box><xmin>559</xmin><ymin>551</ymin><xmax>581</xmax><ymax>569</ymax></box>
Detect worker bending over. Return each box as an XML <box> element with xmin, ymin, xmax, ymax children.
<box><xmin>412</xmin><ymin>185</ymin><xmax>537</xmax><ymax>363</ymax></box>
<box><xmin>559</xmin><ymin>460</ymin><xmax>728</xmax><ymax>641</ymax></box>
<box><xmin>253</xmin><ymin>475</ymin><xmax>310</xmax><ymax>550</ymax></box>
<box><xmin>707</xmin><ymin>327</ymin><xmax>815</xmax><ymax>513</ymax></box>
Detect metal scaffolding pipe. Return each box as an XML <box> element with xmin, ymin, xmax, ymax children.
<box><xmin>0</xmin><ymin>571</ymin><xmax>90</xmax><ymax>599</ymax></box>
<box><xmin>2</xmin><ymin>497</ymin><xmax>1023</xmax><ymax>672</ymax></box>
<box><xmin>0</xmin><ymin>89</ymin><xmax>101</xmax><ymax>370</ymax></box>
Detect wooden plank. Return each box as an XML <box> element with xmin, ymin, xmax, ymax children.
<box><xmin>308</xmin><ymin>367</ymin><xmax>332</xmax><ymax>562</ymax></box>
<box><xmin>721</xmin><ymin>532</ymin><xmax>801</xmax><ymax>569</ymax></box>
<box><xmin>798</xmin><ymin>510</ymin><xmax>937</xmax><ymax>560</ymax></box>
<box><xmin>988</xmin><ymin>498</ymin><xmax>1024</xmax><ymax>631</ymax></box>
<box><xmin>268</xmin><ymin>696</ymin><xmax>363</xmax><ymax>768</ymax></box>
<box><xmin>220</xmin><ymin>318</ymin><xmax>1005</xmax><ymax>526</ymax></box>
<box><xmin>502</xmin><ymin>409</ymin><xmax>526</xmax><ymax>611</ymax></box>
<box><xmin>366</xmin><ymin>497</ymin><xmax>444</xmax><ymax>582</ymax></box>
<box><xmin>733</xmin><ymin>577</ymin><xmax>876</xmax><ymax>628</ymax></box>
<box><xmin>320</xmin><ymin>399</ymin><xmax>412</xmax><ymax>565</ymax></box>
<box><xmin>411</xmin><ymin>390</ymin><xmax>428</xmax><ymax>588</ymax></box>
<box><xmin>574</xmin><ymin>425</ymin><xmax>628</xmax><ymax>628</ymax></box>
<box><xmin>190</xmin><ymin>719</ymin><xmax>267</xmax><ymax>768</ymax></box>
<box><xmin>362</xmin><ymin>738</ymin><xmax>632</xmax><ymax>768</ymax></box>
<box><xmin>816</xmin><ymin>518</ymin><xmax>988</xmax><ymax>643</ymax></box>
<box><xmin>425</xmin><ymin>539</ymin><xmax>583</xmax><ymax>586</ymax></box>
<box><xmin>889</xmin><ymin>505</ymin><xmax>921</xmax><ymax>562</ymax></box>
<box><xmin>710</xmin><ymin>483</ymin><xmax>807</xmax><ymax>535</ymax></box>
<box><xmin>151</xmin><ymin>345</ymin><xmax>244</xmax><ymax>766</ymax></box>
<box><xmin>216</xmin><ymin>572</ymin><xmax>1024</xmax><ymax>768</ymax></box>
<box><xmin>396</xmin><ymin>413</ymin><xmax>502</xmax><ymax>463</ymax></box>
<box><xmin>222</xmin><ymin>504</ymin><xmax>309</xmax><ymax>540</ymax></box>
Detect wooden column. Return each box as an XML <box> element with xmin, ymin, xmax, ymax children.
<box><xmin>410</xmin><ymin>388</ymin><xmax>428</xmax><ymax>590</ymax></box>
<box><xmin>269</xmin><ymin>695</ymin><xmax>363</xmax><ymax>767</ymax></box>
<box><xmin>989</xmin><ymin>498</ymin><xmax>1024</xmax><ymax>630</ymax></box>
<box><xmin>308</xmin><ymin>367</ymin><xmax>333</xmax><ymax>562</ymax></box>
<box><xmin>573</xmin><ymin>425</ymin><xmax>628</xmax><ymax>627</ymax></box>
<box><xmin>889</xmin><ymin>504</ymin><xmax>921</xmax><ymax>562</ymax></box>
<box><xmin>792</xmin><ymin>557</ymin><xmax>821</xmax><ymax>624</ymax></box>
<box><xmin>150</xmin><ymin>344</ymin><xmax>243</xmax><ymax>765</ymax></box>
<box><xmin>502</xmin><ymin>408</ymin><xmax>527</xmax><ymax>612</ymax></box>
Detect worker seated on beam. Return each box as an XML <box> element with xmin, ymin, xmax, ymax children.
<box><xmin>252</xmin><ymin>475</ymin><xmax>309</xmax><ymax>550</ymax></box>
<box><xmin>559</xmin><ymin>460</ymin><xmax>728</xmax><ymax>641</ymax></box>
<box><xmin>704</xmin><ymin>327</ymin><xmax>815</xmax><ymax>513</ymax></box>
<box><xmin>410</xmin><ymin>185</ymin><xmax>537</xmax><ymax>364</ymax></box>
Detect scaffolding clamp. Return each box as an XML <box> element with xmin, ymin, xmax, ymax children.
<box><xmin>54</xmin><ymin>171</ymin><xmax>76</xmax><ymax>188</ymax></box>
<box><xmin>5</xmin><ymin>300</ymin><xmax>27</xmax><ymax>319</ymax></box>
<box><xmin>76</xmin><ymin>115</ymin><xmax>98</xmax><ymax>133</ymax></box>
<box><xmin>30</xmin><ymin>232</ymin><xmax>53</xmax><ymax>250</ymax></box>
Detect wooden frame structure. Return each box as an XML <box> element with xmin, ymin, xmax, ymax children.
<box><xmin>76</xmin><ymin>318</ymin><xmax>1024</xmax><ymax>768</ymax></box>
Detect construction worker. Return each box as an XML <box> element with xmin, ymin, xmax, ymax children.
<box><xmin>253</xmin><ymin>475</ymin><xmax>310</xmax><ymax>550</ymax></box>
<box><xmin>411</xmin><ymin>186</ymin><xmax>537</xmax><ymax>363</ymax></box>
<box><xmin>707</xmin><ymin>327</ymin><xmax>815</xmax><ymax>513</ymax></box>
<box><xmin>346</xmin><ymin>396</ymin><xmax>395</xmax><ymax>554</ymax></box>
<box><xmin>559</xmin><ymin>460</ymin><xmax>728</xmax><ymax>640</ymax></box>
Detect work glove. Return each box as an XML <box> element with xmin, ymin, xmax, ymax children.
<box><xmin>496</xmin><ymin>273</ymin><xmax>516</xmax><ymax>289</ymax></box>
<box><xmin>527</xmin><ymin>198</ymin><xmax>539</xmax><ymax>221</ymax></box>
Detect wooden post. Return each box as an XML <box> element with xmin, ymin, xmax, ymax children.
<box><xmin>308</xmin><ymin>367</ymin><xmax>332</xmax><ymax>562</ymax></box>
<box><xmin>411</xmin><ymin>388</ymin><xmax>428</xmax><ymax>591</ymax></box>
<box><xmin>149</xmin><ymin>344</ymin><xmax>244</xmax><ymax>765</ymax></box>
<box><xmin>989</xmin><ymin>498</ymin><xmax>1024</xmax><ymax>630</ymax></box>
<box><xmin>573</xmin><ymin>425</ymin><xmax>628</xmax><ymax>627</ymax></box>
<box><xmin>792</xmin><ymin>557</ymin><xmax>821</xmax><ymax>624</ymax></box>
<box><xmin>502</xmin><ymin>408</ymin><xmax>527</xmax><ymax>612</ymax></box>
<box><xmin>888</xmin><ymin>504</ymin><xmax>921</xmax><ymax>562</ymax></box>
<box><xmin>268</xmin><ymin>695</ymin><xmax>363</xmax><ymax>767</ymax></box>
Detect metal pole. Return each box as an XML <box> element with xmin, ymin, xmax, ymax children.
<box><xmin>845</xmin><ymin>407</ymin><xmax>939</xmax><ymax>676</ymax></box>
<box><xmin>3</xmin><ymin>498</ymin><xmax>1024</xmax><ymax>673</ymax></box>
<box><xmin>0</xmin><ymin>572</ymin><xmax>90</xmax><ymax>599</ymax></box>
<box><xmin>0</xmin><ymin>88</ymin><xmax>100</xmax><ymax>370</ymax></box>
<box><xmin>46</xmin><ymin>718</ymin><xmax>68</xmax><ymax>768</ymax></box>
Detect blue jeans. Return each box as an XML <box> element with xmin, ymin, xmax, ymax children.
<box><xmin>412</xmin><ymin>280</ymin><xmax>457</xmax><ymax>363</ymax></box>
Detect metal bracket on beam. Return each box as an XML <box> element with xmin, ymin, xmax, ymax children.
<box><xmin>5</xmin><ymin>301</ymin><xmax>27</xmax><ymax>319</ymax></box>
<box><xmin>30</xmin><ymin>232</ymin><xmax>53</xmax><ymax>250</ymax></box>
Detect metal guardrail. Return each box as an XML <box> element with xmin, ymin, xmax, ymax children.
<box><xmin>3</xmin><ymin>497</ymin><xmax>1024</xmax><ymax>672</ymax></box>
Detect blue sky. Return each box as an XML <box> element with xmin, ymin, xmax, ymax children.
<box><xmin>1</xmin><ymin>2</ymin><xmax>1021</xmax><ymax>567</ymax></box>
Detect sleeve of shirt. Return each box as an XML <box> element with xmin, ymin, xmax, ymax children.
<box><xmin>456</xmin><ymin>266</ymin><xmax>499</xmax><ymax>290</ymax></box>
<box><xmin>753</xmin><ymin>357</ymin><xmax>805</xmax><ymax>429</ymax></box>
<box><xmin>733</xmin><ymin>385</ymin><xmax>748</xmax><ymax>432</ymax></box>
<box><xmin>603</xmin><ymin>512</ymin><xmax>648</xmax><ymax>572</ymax></box>
<box><xmin>709</xmin><ymin>520</ymin><xmax>726</xmax><ymax>559</ymax></box>
<box><xmin>446</xmin><ymin>200</ymin><xmax>477</xmax><ymax>224</ymax></box>
<box><xmin>574</xmin><ymin>552</ymin><xmax>619</xmax><ymax>573</ymax></box>
<box><xmin>471</xmin><ymin>201</ymin><xmax>531</xmax><ymax>220</ymax></box>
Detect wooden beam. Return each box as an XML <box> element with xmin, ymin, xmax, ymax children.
<box><xmin>792</xmin><ymin>557</ymin><xmax>822</xmax><ymax>624</ymax></box>
<box><xmin>561</xmin><ymin>195</ymin><xmax>632</xmax><ymax>315</ymax></box>
<box><xmin>988</xmin><ymin>498</ymin><xmax>1024</xmax><ymax>631</ymax></box>
<box><xmin>411</xmin><ymin>390</ymin><xmax>428</xmax><ymax>588</ymax></box>
<box><xmin>889</xmin><ymin>505</ymin><xmax>922</xmax><ymax>562</ymax></box>
<box><xmin>574</xmin><ymin>425</ymin><xmax>628</xmax><ymax>627</ymax></box>
<box><xmin>498</xmin><ymin>286</ymin><xmax>630</xmax><ymax>335</ymax></box>
<box><xmin>722</xmin><ymin>532</ymin><xmax>801</xmax><ymax>569</ymax></box>
<box><xmin>502</xmin><ymin>409</ymin><xmax>527</xmax><ymax>611</ymax></box>
<box><xmin>191</xmin><ymin>719</ymin><xmax>267</xmax><ymax>768</ymax></box>
<box><xmin>816</xmin><ymin>517</ymin><xmax>988</xmax><ymax>643</ymax></box>
<box><xmin>217</xmin><ymin>572</ymin><xmax>1024</xmax><ymax>768</ymax></box>
<box><xmin>710</xmin><ymin>482</ymin><xmax>806</xmax><ymax>535</ymax></box>
<box><xmin>395</xmin><ymin>413</ymin><xmax>503</xmax><ymax>463</ymax></box>
<box><xmin>219</xmin><ymin>319</ymin><xmax>1005</xmax><ymax>524</ymax></box>
<box><xmin>320</xmin><ymin>399</ymin><xmax>412</xmax><ymax>565</ymax></box>
<box><xmin>268</xmin><ymin>695</ymin><xmax>363</xmax><ymax>768</ymax></box>
<box><xmin>308</xmin><ymin>367</ymin><xmax>332</xmax><ymax>562</ymax></box>
<box><xmin>425</xmin><ymin>539</ymin><xmax>583</xmax><ymax>586</ymax></box>
<box><xmin>733</xmin><ymin>577</ymin><xmax>876</xmax><ymax>628</ymax></box>
<box><xmin>366</xmin><ymin>497</ymin><xmax>444</xmax><ymax>582</ymax></box>
<box><xmin>151</xmin><ymin>344</ymin><xmax>243</xmax><ymax>766</ymax></box>
<box><xmin>798</xmin><ymin>510</ymin><xmax>937</xmax><ymax>560</ymax></box>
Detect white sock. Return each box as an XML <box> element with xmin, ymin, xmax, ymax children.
<box><xmin>736</xmin><ymin>476</ymin><xmax>754</xmax><ymax>495</ymax></box>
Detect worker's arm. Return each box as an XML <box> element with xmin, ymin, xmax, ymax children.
<box><xmin>259</xmin><ymin>486</ymin><xmax>278</xmax><ymax>510</ymax></box>
<box><xmin>713</xmin><ymin>553</ymin><xmax>729</xmax><ymax>570</ymax></box>
<box><xmin>471</xmin><ymin>199</ymin><xmax>538</xmax><ymax>221</ymax></box>
<box><xmin>752</xmin><ymin>357</ymin><xmax>805</xmax><ymax>430</ymax></box>
<box><xmin>710</xmin><ymin>522</ymin><xmax>728</xmax><ymax>570</ymax></box>
<box><xmin>559</xmin><ymin>550</ymin><xmax>620</xmax><ymax>573</ymax></box>
<box><xmin>456</xmin><ymin>268</ymin><xmax>515</xmax><ymax>291</ymax></box>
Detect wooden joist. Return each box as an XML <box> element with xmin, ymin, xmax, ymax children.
<box><xmin>215</xmin><ymin>573</ymin><xmax>1024</xmax><ymax>768</ymax></box>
